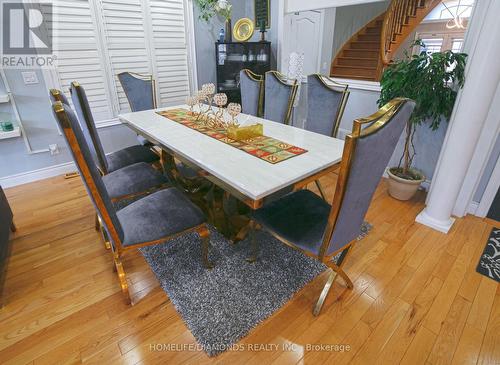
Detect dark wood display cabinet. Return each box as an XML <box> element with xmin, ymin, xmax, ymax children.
<box><xmin>215</xmin><ymin>41</ymin><xmax>271</xmax><ymax>104</ymax></box>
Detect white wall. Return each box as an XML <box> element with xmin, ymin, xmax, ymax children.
<box><xmin>0</xmin><ymin>69</ymin><xmax>138</xmax><ymax>182</ymax></box>
<box><xmin>331</xmin><ymin>0</ymin><xmax>389</xmax><ymax>57</ymax></box>
<box><xmin>286</xmin><ymin>0</ymin><xmax>386</xmax><ymax>13</ymax></box>
<box><xmin>320</xmin><ymin>8</ymin><xmax>336</xmax><ymax>75</ymax></box>
<box><xmin>193</xmin><ymin>0</ymin><xmax>279</xmax><ymax>87</ymax></box>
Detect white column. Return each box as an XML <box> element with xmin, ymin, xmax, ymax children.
<box><xmin>416</xmin><ymin>0</ymin><xmax>500</xmax><ymax>233</ymax></box>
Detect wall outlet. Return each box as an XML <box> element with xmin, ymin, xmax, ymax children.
<box><xmin>21</xmin><ymin>71</ymin><xmax>39</xmax><ymax>85</ymax></box>
<box><xmin>49</xmin><ymin>144</ymin><xmax>60</xmax><ymax>155</ymax></box>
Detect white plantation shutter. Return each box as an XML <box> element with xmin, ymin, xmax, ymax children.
<box><xmin>148</xmin><ymin>0</ymin><xmax>191</xmax><ymax>106</ymax></box>
<box><xmin>99</xmin><ymin>0</ymin><xmax>153</xmax><ymax>113</ymax></box>
<box><xmin>46</xmin><ymin>0</ymin><xmax>114</xmax><ymax>121</ymax></box>
<box><xmin>45</xmin><ymin>0</ymin><xmax>193</xmax><ymax>124</ymax></box>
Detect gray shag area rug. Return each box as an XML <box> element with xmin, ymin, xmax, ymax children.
<box><xmin>140</xmin><ymin>222</ymin><xmax>372</xmax><ymax>356</ymax></box>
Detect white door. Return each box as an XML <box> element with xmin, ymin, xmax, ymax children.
<box><xmin>282</xmin><ymin>10</ymin><xmax>323</xmax><ymax>76</ymax></box>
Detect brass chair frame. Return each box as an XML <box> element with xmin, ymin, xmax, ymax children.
<box><xmin>249</xmin><ymin>98</ymin><xmax>410</xmax><ymax>315</ymax></box>
<box><xmin>49</xmin><ymin>88</ymin><xmax>169</xmax><ymax>248</ymax></box>
<box><xmin>308</xmin><ymin>74</ymin><xmax>350</xmax><ymax>201</ymax></box>
<box><xmin>116</xmin><ymin>73</ymin><xmax>162</xmax><ymax>164</ymax></box>
<box><xmin>265</xmin><ymin>70</ymin><xmax>299</xmax><ymax>126</ymax></box>
<box><xmin>53</xmin><ymin>101</ymin><xmax>212</xmax><ymax>304</ymax></box>
<box><xmin>70</xmin><ymin>82</ymin><xmax>110</xmax><ymax>174</ymax></box>
<box><xmin>241</xmin><ymin>69</ymin><xmax>265</xmax><ymax>117</ymax></box>
<box><xmin>309</xmin><ymin>73</ymin><xmax>350</xmax><ymax>139</ymax></box>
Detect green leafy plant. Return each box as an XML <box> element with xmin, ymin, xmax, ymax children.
<box><xmin>378</xmin><ymin>39</ymin><xmax>467</xmax><ymax>180</ymax></box>
<box><xmin>194</xmin><ymin>0</ymin><xmax>217</xmax><ymax>21</ymax></box>
<box><xmin>194</xmin><ymin>0</ymin><xmax>232</xmax><ymax>22</ymax></box>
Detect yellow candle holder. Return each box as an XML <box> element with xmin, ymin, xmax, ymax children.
<box><xmin>227</xmin><ymin>123</ymin><xmax>264</xmax><ymax>141</ymax></box>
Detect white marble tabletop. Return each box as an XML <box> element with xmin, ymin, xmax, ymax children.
<box><xmin>119</xmin><ymin>105</ymin><xmax>345</xmax><ymax>201</ymax></box>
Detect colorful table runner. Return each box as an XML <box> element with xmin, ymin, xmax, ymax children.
<box><xmin>156</xmin><ymin>108</ymin><xmax>308</xmax><ymax>164</ymax></box>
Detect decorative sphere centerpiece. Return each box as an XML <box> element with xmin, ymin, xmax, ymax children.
<box><xmin>226</xmin><ymin>102</ymin><xmax>241</xmax><ymax>127</ymax></box>
<box><xmin>184</xmin><ymin>89</ymin><xmax>263</xmax><ymax>140</ymax></box>
<box><xmin>214</xmin><ymin>93</ymin><xmax>228</xmax><ymax>107</ymax></box>
<box><xmin>186</xmin><ymin>95</ymin><xmax>198</xmax><ymax>115</ymax></box>
<box><xmin>202</xmin><ymin>83</ymin><xmax>216</xmax><ymax>95</ymax></box>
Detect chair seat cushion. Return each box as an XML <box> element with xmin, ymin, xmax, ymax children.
<box><xmin>176</xmin><ymin>162</ymin><xmax>199</xmax><ymax>179</ymax></box>
<box><xmin>102</xmin><ymin>162</ymin><xmax>168</xmax><ymax>199</ymax></box>
<box><xmin>106</xmin><ymin>145</ymin><xmax>159</xmax><ymax>172</ymax></box>
<box><xmin>117</xmin><ymin>188</ymin><xmax>205</xmax><ymax>246</ymax></box>
<box><xmin>252</xmin><ymin>189</ymin><xmax>331</xmax><ymax>256</ymax></box>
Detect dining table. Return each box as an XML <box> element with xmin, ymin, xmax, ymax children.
<box><xmin>119</xmin><ymin>105</ymin><xmax>345</xmax><ymax>239</ymax></box>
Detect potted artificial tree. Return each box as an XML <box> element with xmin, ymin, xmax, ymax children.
<box><xmin>378</xmin><ymin>40</ymin><xmax>467</xmax><ymax>200</ymax></box>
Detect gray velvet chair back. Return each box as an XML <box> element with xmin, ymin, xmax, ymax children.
<box><xmin>240</xmin><ymin>69</ymin><xmax>263</xmax><ymax>117</ymax></box>
<box><xmin>117</xmin><ymin>72</ymin><xmax>156</xmax><ymax>112</ymax></box>
<box><xmin>306</xmin><ymin>74</ymin><xmax>349</xmax><ymax>137</ymax></box>
<box><xmin>51</xmin><ymin>102</ymin><xmax>124</xmax><ymax>246</ymax></box>
<box><xmin>320</xmin><ymin>98</ymin><xmax>416</xmax><ymax>258</ymax></box>
<box><xmin>70</xmin><ymin>82</ymin><xmax>109</xmax><ymax>174</ymax></box>
<box><xmin>264</xmin><ymin>71</ymin><xmax>298</xmax><ymax>125</ymax></box>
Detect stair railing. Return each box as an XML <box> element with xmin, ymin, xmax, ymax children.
<box><xmin>380</xmin><ymin>0</ymin><xmax>421</xmax><ymax>67</ymax></box>
<box><xmin>379</xmin><ymin>0</ymin><xmax>440</xmax><ymax>77</ymax></box>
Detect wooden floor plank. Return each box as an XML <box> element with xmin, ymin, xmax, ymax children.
<box><xmin>476</xmin><ymin>288</ymin><xmax>500</xmax><ymax>365</ymax></box>
<box><xmin>426</xmin><ymin>295</ymin><xmax>471</xmax><ymax>365</ymax></box>
<box><xmin>0</xmin><ymin>175</ymin><xmax>497</xmax><ymax>364</ymax></box>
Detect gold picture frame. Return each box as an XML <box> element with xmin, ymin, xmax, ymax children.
<box><xmin>233</xmin><ymin>18</ymin><xmax>254</xmax><ymax>42</ymax></box>
<box><xmin>255</xmin><ymin>0</ymin><xmax>270</xmax><ymax>29</ymax></box>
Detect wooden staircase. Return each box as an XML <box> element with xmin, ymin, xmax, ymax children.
<box><xmin>330</xmin><ymin>0</ymin><xmax>441</xmax><ymax>81</ymax></box>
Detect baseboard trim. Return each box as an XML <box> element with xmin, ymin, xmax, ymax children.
<box><xmin>0</xmin><ymin>161</ymin><xmax>77</xmax><ymax>188</ymax></box>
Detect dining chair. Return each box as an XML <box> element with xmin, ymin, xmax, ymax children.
<box><xmin>117</xmin><ymin>72</ymin><xmax>157</xmax><ymax>146</ymax></box>
<box><xmin>306</xmin><ymin>74</ymin><xmax>349</xmax><ymax>138</ymax></box>
<box><xmin>264</xmin><ymin>71</ymin><xmax>299</xmax><ymax>125</ymax></box>
<box><xmin>305</xmin><ymin>74</ymin><xmax>350</xmax><ymax>200</ymax></box>
<box><xmin>69</xmin><ymin>82</ymin><xmax>160</xmax><ymax>174</ymax></box>
<box><xmin>50</xmin><ymin>88</ymin><xmax>169</xmax><ymax>245</ymax></box>
<box><xmin>52</xmin><ymin>101</ymin><xmax>213</xmax><ymax>304</ymax></box>
<box><xmin>114</xmin><ymin>73</ymin><xmax>206</xmax><ymax>193</ymax></box>
<box><xmin>240</xmin><ymin>69</ymin><xmax>264</xmax><ymax>117</ymax></box>
<box><xmin>248</xmin><ymin>98</ymin><xmax>416</xmax><ymax>315</ymax></box>
<box><xmin>48</xmin><ymin>88</ymin><xmax>70</xmax><ymax>105</ymax></box>
<box><xmin>50</xmin><ymin>88</ymin><xmax>168</xmax><ymax>200</ymax></box>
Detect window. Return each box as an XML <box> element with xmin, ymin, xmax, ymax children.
<box><xmin>417</xmin><ymin>32</ymin><xmax>465</xmax><ymax>55</ymax></box>
<box><xmin>421</xmin><ymin>38</ymin><xmax>444</xmax><ymax>54</ymax></box>
<box><xmin>43</xmin><ymin>0</ymin><xmax>194</xmax><ymax>125</ymax></box>
<box><xmin>451</xmin><ymin>38</ymin><xmax>464</xmax><ymax>52</ymax></box>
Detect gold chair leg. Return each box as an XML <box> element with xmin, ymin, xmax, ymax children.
<box><xmin>328</xmin><ymin>243</ymin><xmax>354</xmax><ymax>289</ymax></box>
<box><xmin>326</xmin><ymin>262</ymin><xmax>353</xmax><ymax>289</ymax></box>
<box><xmin>246</xmin><ymin>221</ymin><xmax>259</xmax><ymax>263</ymax></box>
<box><xmin>99</xmin><ymin>217</ymin><xmax>112</xmax><ymax>251</ymax></box>
<box><xmin>113</xmin><ymin>252</ymin><xmax>131</xmax><ymax>305</ymax></box>
<box><xmin>10</xmin><ymin>221</ymin><xmax>17</xmax><ymax>232</ymax></box>
<box><xmin>313</xmin><ymin>244</ymin><xmax>354</xmax><ymax>316</ymax></box>
<box><xmin>197</xmin><ymin>225</ymin><xmax>213</xmax><ymax>269</ymax></box>
<box><xmin>95</xmin><ymin>213</ymin><xmax>100</xmax><ymax>231</ymax></box>
<box><xmin>313</xmin><ymin>269</ymin><xmax>338</xmax><ymax>316</ymax></box>
<box><xmin>233</xmin><ymin>223</ymin><xmax>251</xmax><ymax>244</ymax></box>
<box><xmin>314</xmin><ymin>180</ymin><xmax>327</xmax><ymax>201</ymax></box>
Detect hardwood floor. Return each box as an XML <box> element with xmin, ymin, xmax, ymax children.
<box><xmin>1</xmin><ymin>174</ymin><xmax>499</xmax><ymax>364</ymax></box>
